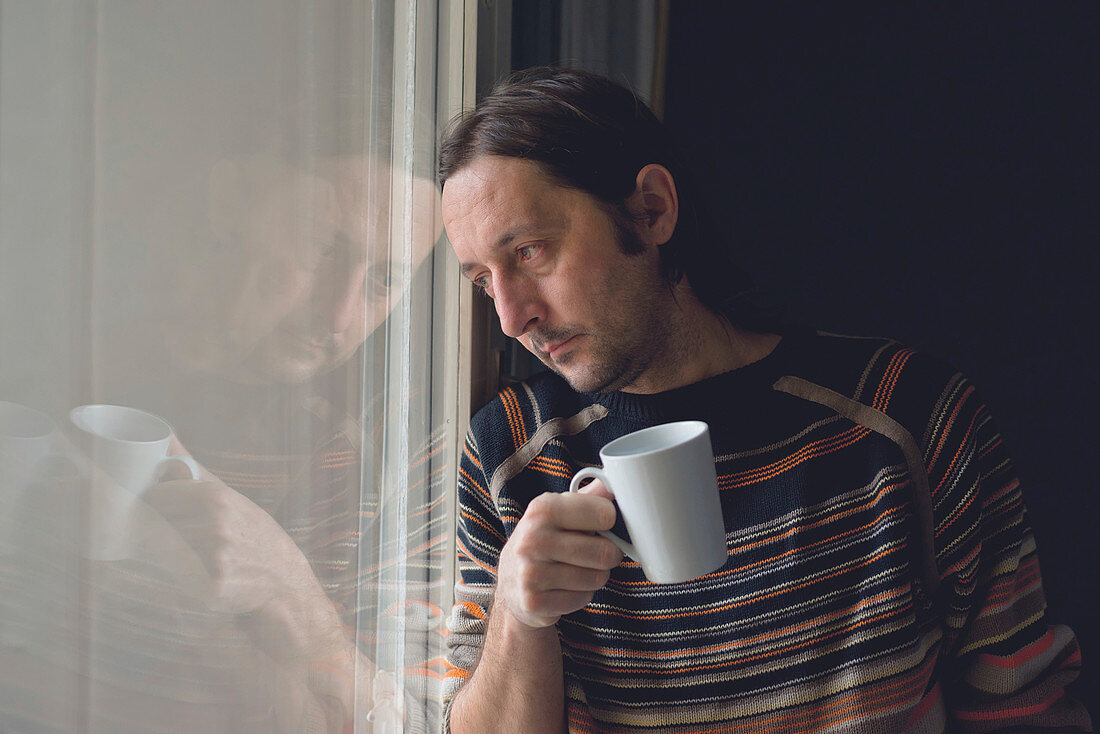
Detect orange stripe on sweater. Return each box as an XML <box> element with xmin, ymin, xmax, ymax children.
<box><xmin>497</xmin><ymin>388</ymin><xmax>521</xmax><ymax>451</ymax></box>
<box><xmin>720</xmin><ymin>426</ymin><xmax>869</xmax><ymax>489</ymax></box>
<box><xmin>459</xmin><ymin>467</ymin><xmax>493</xmax><ymax>502</ymax></box>
<box><xmin>500</xmin><ymin>388</ymin><xmax>527</xmax><ymax>450</ymax></box>
<box><xmin>572</xmin><ymin>587</ymin><xmax>907</xmax><ymax>660</ymax></box>
<box><xmin>532</xmin><ymin>454</ymin><xmax>573</xmax><ymax>473</ymax></box>
<box><xmin>454</xmin><ymin>536</ymin><xmax>498</xmax><ymax>575</ymax></box>
<box><xmin>977</xmin><ymin>436</ymin><xmax>1004</xmax><ymax>462</ymax></box>
<box><xmin>455</xmin><ymin>601</ymin><xmax>487</xmax><ymax>620</ymax></box>
<box><xmin>590</xmin><ymin>543</ymin><xmax>902</xmax><ymax>623</ymax></box>
<box><xmin>926</xmin><ymin>385</ymin><xmax>976</xmax><ymax>477</ymax></box>
<box><xmin>981</xmin><ymin>477</ymin><xmax>1020</xmax><ymax>509</ymax></box>
<box><xmin>611</xmin><ymin>487</ymin><xmax>906</xmax><ymax>591</ymax></box>
<box><xmin>463</xmin><ymin>442</ymin><xmax>482</xmax><ymax>469</ymax></box>
<box><xmin>511</xmin><ymin>388</ymin><xmax>530</xmax><ymax>445</ymax></box>
<box><xmin>934</xmin><ymin>404</ymin><xmax>984</xmax><ymax>495</ymax></box>
<box><xmin>906</xmin><ymin>681</ymin><xmax>944</xmax><ymax>727</ymax></box>
<box><xmin>979</xmin><ymin>629</ymin><xmax>1055</xmax><ymax>670</ymax></box>
<box><xmin>596</xmin><ymin>654</ymin><xmax>929</xmax><ymax>734</ymax></box>
<box><xmin>460</xmin><ymin>508</ymin><xmax>507</xmax><ymax>544</ymax></box>
<box><xmin>718</xmin><ymin>652</ymin><xmax>935</xmax><ymax>734</ymax></box>
<box><xmin>933</xmin><ymin>416</ymin><xmax>986</xmax><ymax>539</ymax></box>
<box><xmin>982</xmin><ymin>558</ymin><xmax>1041</xmax><ymax>611</ymax></box>
<box><xmin>954</xmin><ymin>689</ymin><xmax>1064</xmax><ymax>721</ymax></box>
<box><xmin>873</xmin><ymin>349</ymin><xmax>913</xmax><ymax>412</ymax></box>
<box><xmin>729</xmin><ymin>481</ymin><xmax>905</xmax><ymax>556</ymax></box>
<box><xmin>530</xmin><ymin>457</ymin><xmax>573</xmax><ymax>480</ymax></box>
<box><xmin>583</xmin><ymin>604</ymin><xmax>905</xmax><ymax>677</ymax></box>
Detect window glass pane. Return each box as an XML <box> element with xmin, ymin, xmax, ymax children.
<box><xmin>0</xmin><ymin>1</ymin><xmax>462</xmax><ymax>731</ymax></box>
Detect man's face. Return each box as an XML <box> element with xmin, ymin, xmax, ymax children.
<box><xmin>176</xmin><ymin>155</ymin><xmax>438</xmax><ymax>384</ymax></box>
<box><xmin>441</xmin><ymin>155</ymin><xmax>673</xmax><ymax>394</ymax></box>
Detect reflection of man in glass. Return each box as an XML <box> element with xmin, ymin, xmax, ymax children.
<box><xmin>101</xmin><ymin>151</ymin><xmax>440</xmax><ymax>731</ymax></box>
<box><xmin>177</xmin><ymin>153</ymin><xmax>437</xmax><ymax>384</ymax></box>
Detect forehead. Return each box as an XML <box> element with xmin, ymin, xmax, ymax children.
<box><xmin>441</xmin><ymin>156</ymin><xmax>574</xmax><ymax>235</ymax></box>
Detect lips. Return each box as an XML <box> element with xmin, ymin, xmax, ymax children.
<box><xmin>544</xmin><ymin>336</ymin><xmax>577</xmax><ymax>359</ymax></box>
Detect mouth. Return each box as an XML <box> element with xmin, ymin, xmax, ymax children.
<box><xmin>542</xmin><ymin>336</ymin><xmax>578</xmax><ymax>360</ymax></box>
<box><xmin>281</xmin><ymin>330</ymin><xmax>342</xmax><ymax>358</ymax></box>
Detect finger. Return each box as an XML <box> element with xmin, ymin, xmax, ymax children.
<box><xmin>165</xmin><ymin>435</ymin><xmax>217</xmax><ymax>481</ymax></box>
<box><xmin>524</xmin><ymin>491</ymin><xmax>617</xmax><ymax>533</ymax></box>
<box><xmin>156</xmin><ymin>457</ymin><xmax>200</xmax><ymax>483</ymax></box>
<box><xmin>142</xmin><ymin>479</ymin><xmax>219</xmax><ymax>520</ymax></box>
<box><xmin>544</xmin><ymin>531</ymin><xmax>623</xmax><ymax>570</ymax></box>
<box><xmin>167</xmin><ymin>433</ymin><xmax>187</xmax><ymax>456</ymax></box>
<box><xmin>517</xmin><ymin>589</ymin><xmax>600</xmax><ymax>621</ymax></box>
<box><xmin>576</xmin><ymin>477</ymin><xmax>615</xmax><ymax>501</ymax></box>
<box><xmin>514</xmin><ymin>523</ymin><xmax>623</xmax><ymax>570</ymax></box>
<box><xmin>531</xmin><ymin>561</ymin><xmax>613</xmax><ymax>592</ymax></box>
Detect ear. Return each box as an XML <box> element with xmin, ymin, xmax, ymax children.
<box><xmin>625</xmin><ymin>164</ymin><xmax>679</xmax><ymax>247</ymax></box>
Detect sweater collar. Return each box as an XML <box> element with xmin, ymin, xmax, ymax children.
<box><xmin>585</xmin><ymin>326</ymin><xmax>809</xmax><ymax>424</ymax></box>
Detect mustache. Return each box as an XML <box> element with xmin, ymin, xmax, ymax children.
<box><xmin>530</xmin><ymin>326</ymin><xmax>580</xmax><ymax>354</ymax></box>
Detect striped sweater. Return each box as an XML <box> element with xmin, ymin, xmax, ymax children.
<box><xmin>444</xmin><ymin>329</ymin><xmax>1090</xmax><ymax>733</ymax></box>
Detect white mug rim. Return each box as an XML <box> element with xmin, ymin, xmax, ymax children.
<box><xmin>600</xmin><ymin>419</ymin><xmax>709</xmax><ymax>460</ymax></box>
<box><xmin>69</xmin><ymin>404</ymin><xmax>173</xmax><ymax>445</ymax></box>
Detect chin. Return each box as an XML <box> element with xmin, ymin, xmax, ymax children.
<box><xmin>223</xmin><ymin>343</ymin><xmax>327</xmax><ymax>385</ymax></box>
<box><xmin>268</xmin><ymin>343</ymin><xmax>364</xmax><ymax>385</ymax></box>
<box><xmin>557</xmin><ymin>364</ymin><xmax>623</xmax><ymax>395</ymax></box>
<box><xmin>266</xmin><ymin>361</ymin><xmax>327</xmax><ymax>385</ymax></box>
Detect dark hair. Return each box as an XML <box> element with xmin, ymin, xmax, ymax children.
<box><xmin>438</xmin><ymin>66</ymin><xmax>784</xmax><ymax>332</ymax></box>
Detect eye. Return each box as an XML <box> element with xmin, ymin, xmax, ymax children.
<box><xmin>517</xmin><ymin>243</ymin><xmax>542</xmax><ymax>262</ymax></box>
<box><xmin>366</xmin><ymin>264</ymin><xmax>394</xmax><ymax>296</ymax></box>
<box><xmin>472</xmin><ymin>274</ymin><xmax>494</xmax><ymax>298</ymax></box>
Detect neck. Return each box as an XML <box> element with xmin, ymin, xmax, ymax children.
<box><xmin>620</xmin><ymin>283</ymin><xmax>781</xmax><ymax>395</ymax></box>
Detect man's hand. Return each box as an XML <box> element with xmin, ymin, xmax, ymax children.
<box><xmin>142</xmin><ymin>447</ymin><xmax>347</xmax><ymax>663</ymax></box>
<box><xmin>143</xmin><ymin>477</ymin><xmax>315</xmax><ymax>614</ymax></box>
<box><xmin>495</xmin><ymin>480</ymin><xmax>623</xmax><ymax>630</ymax></box>
<box><xmin>449</xmin><ymin>481</ymin><xmax>622</xmax><ymax>734</ymax></box>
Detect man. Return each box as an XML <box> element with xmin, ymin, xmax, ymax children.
<box><xmin>438</xmin><ymin>67</ymin><xmax>1090</xmax><ymax>733</ymax></box>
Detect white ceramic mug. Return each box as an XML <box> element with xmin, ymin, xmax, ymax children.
<box><xmin>568</xmin><ymin>420</ymin><xmax>727</xmax><ymax>584</ymax></box>
<box><xmin>69</xmin><ymin>404</ymin><xmax>200</xmax><ymax>559</ymax></box>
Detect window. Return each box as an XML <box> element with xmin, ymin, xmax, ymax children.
<box><xmin>0</xmin><ymin>1</ymin><xmax>468</xmax><ymax>731</ymax></box>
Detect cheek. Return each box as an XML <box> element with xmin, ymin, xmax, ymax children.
<box><xmin>244</xmin><ymin>262</ymin><xmax>312</xmax><ymax>322</ymax></box>
<box><xmin>553</xmin><ymin>259</ymin><xmax>621</xmax><ymax>318</ymax></box>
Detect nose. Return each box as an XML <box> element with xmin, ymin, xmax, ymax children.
<box><xmin>493</xmin><ymin>273</ymin><xmax>544</xmax><ymax>339</ymax></box>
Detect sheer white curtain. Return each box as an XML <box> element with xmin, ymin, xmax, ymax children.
<box><xmin>0</xmin><ymin>1</ymin><xmax>465</xmax><ymax>732</ymax></box>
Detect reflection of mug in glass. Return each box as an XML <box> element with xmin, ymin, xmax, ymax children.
<box><xmin>569</xmin><ymin>421</ymin><xmax>728</xmax><ymax>584</ymax></box>
<box><xmin>69</xmin><ymin>405</ymin><xmax>198</xmax><ymax>492</ymax></box>
<box><xmin>69</xmin><ymin>405</ymin><xmax>200</xmax><ymax>560</ymax></box>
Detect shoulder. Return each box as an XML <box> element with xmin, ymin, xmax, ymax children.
<box><xmin>467</xmin><ymin>370</ymin><xmax>600</xmax><ymax>472</ymax></box>
<box><xmin>779</xmin><ymin>330</ymin><xmax>969</xmax><ymax>441</ymax></box>
<box><xmin>468</xmin><ymin>371</ymin><xmax>583</xmax><ymax>430</ymax></box>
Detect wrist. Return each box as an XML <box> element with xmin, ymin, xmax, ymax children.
<box><xmin>493</xmin><ymin>583</ymin><xmax>564</xmax><ymax>633</ymax></box>
<box><xmin>486</xmin><ymin>601</ymin><xmax>563</xmax><ymax>664</ymax></box>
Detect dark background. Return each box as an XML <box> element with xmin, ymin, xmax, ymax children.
<box><xmin>662</xmin><ymin>3</ymin><xmax>1098</xmax><ymax>708</ymax></box>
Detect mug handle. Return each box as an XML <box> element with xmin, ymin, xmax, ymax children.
<box><xmin>568</xmin><ymin>467</ymin><xmax>638</xmax><ymax>560</ymax></box>
<box><xmin>152</xmin><ymin>454</ymin><xmax>201</xmax><ymax>484</ymax></box>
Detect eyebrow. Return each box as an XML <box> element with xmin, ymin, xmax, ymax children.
<box><xmin>458</xmin><ymin>219</ymin><xmax>564</xmax><ymax>277</ymax></box>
